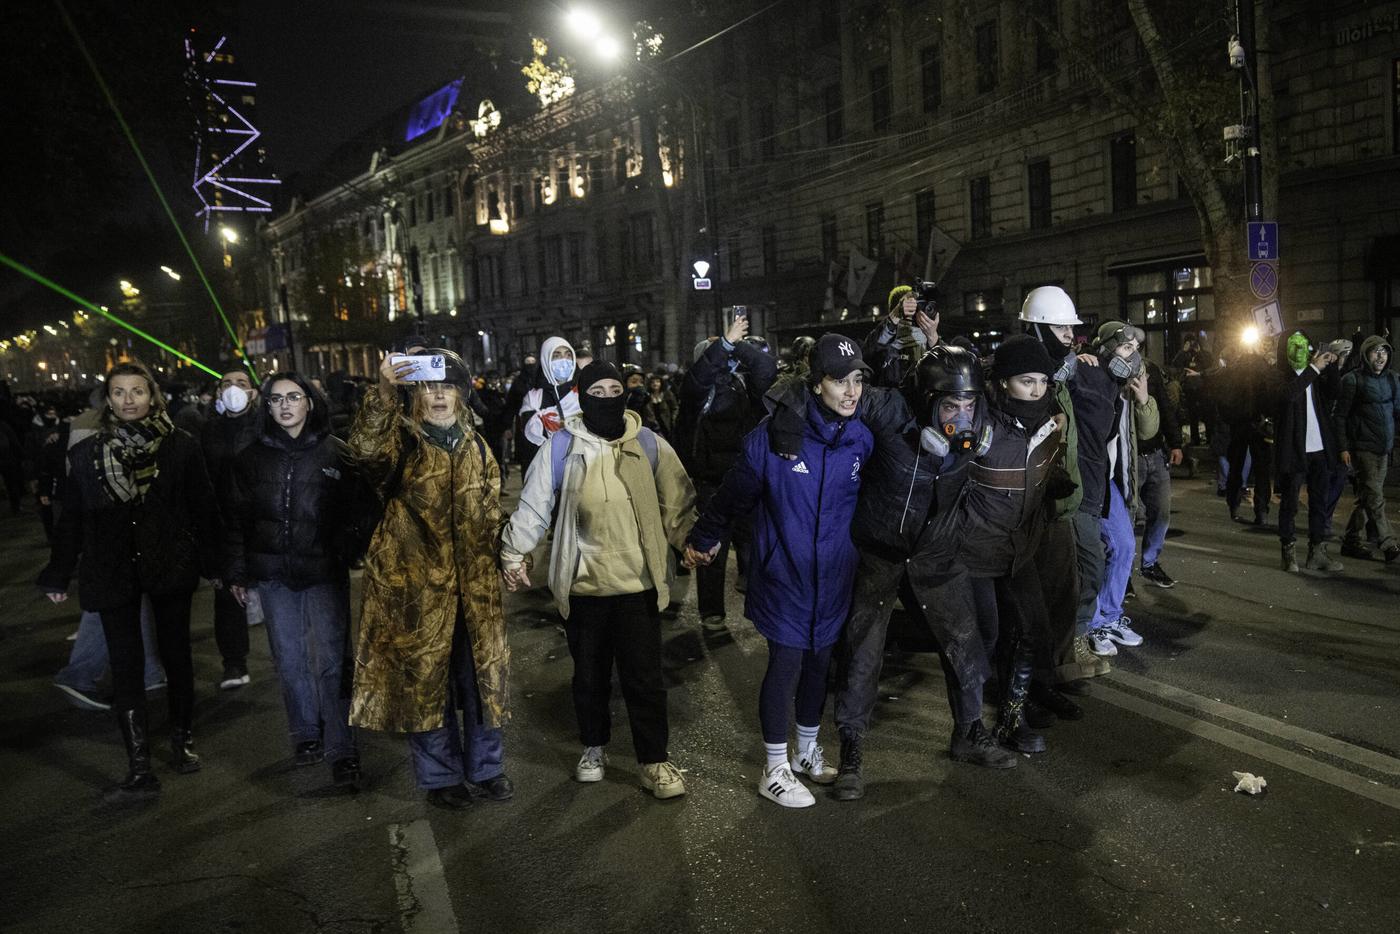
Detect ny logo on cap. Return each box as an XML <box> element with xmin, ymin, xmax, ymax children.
<box><xmin>838</xmin><ymin>340</ymin><xmax>855</xmax><ymax>357</ymax></box>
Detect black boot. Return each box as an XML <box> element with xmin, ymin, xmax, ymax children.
<box><xmin>832</xmin><ymin>729</ymin><xmax>864</xmax><ymax>801</ymax></box>
<box><xmin>1030</xmin><ymin>680</ymin><xmax>1084</xmax><ymax>721</ymax></box>
<box><xmin>949</xmin><ymin>721</ymin><xmax>1018</xmax><ymax>769</ymax></box>
<box><xmin>113</xmin><ymin>709</ymin><xmax>160</xmax><ymax>797</ymax></box>
<box><xmin>994</xmin><ymin>660</ymin><xmax>1047</xmax><ymax>754</ymax></box>
<box><xmin>169</xmin><ymin>692</ymin><xmax>201</xmax><ymax>774</ymax></box>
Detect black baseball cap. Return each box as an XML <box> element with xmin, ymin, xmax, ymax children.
<box><xmin>809</xmin><ymin>333</ymin><xmax>873</xmax><ymax>381</ymax></box>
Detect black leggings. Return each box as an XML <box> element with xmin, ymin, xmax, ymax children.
<box><xmin>759</xmin><ymin>641</ymin><xmax>835</xmax><ymax>744</ymax></box>
<box><xmin>100</xmin><ymin>591</ymin><xmax>195</xmax><ymax>717</ymax></box>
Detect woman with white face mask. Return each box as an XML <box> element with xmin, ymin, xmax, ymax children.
<box><xmin>201</xmin><ymin>368</ymin><xmax>263</xmax><ymax>691</ymax></box>
<box><xmin>519</xmin><ymin>336</ymin><xmax>582</xmax><ymax>448</ymax></box>
<box><xmin>38</xmin><ymin>360</ymin><xmax>224</xmax><ymax>799</ymax></box>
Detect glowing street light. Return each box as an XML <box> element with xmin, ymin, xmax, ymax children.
<box><xmin>566</xmin><ymin>8</ymin><xmax>603</xmax><ymax>41</ymax></box>
<box><xmin>119</xmin><ymin>279</ymin><xmax>141</xmax><ymax>298</ymax></box>
<box><xmin>1241</xmin><ymin>325</ymin><xmax>1261</xmax><ymax>348</ymax></box>
<box><xmin>220</xmin><ymin>226</ymin><xmax>239</xmax><ymax>244</ymax></box>
<box><xmin>595</xmin><ymin>34</ymin><xmax>623</xmax><ymax>61</ymax></box>
<box><xmin>161</xmin><ymin>265</ymin><xmax>182</xmax><ymax>281</ymax></box>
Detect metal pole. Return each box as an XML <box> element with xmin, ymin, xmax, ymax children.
<box><xmin>1237</xmin><ymin>0</ymin><xmax>1263</xmax><ymax>221</ymax></box>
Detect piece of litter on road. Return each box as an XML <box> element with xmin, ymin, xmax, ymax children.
<box><xmin>1232</xmin><ymin>771</ymin><xmax>1267</xmax><ymax>795</ymax></box>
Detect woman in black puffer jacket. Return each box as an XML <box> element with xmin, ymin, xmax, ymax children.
<box><xmin>224</xmin><ymin>372</ymin><xmax>363</xmax><ymax>786</ymax></box>
<box><xmin>38</xmin><ymin>360</ymin><xmax>223</xmax><ymax>798</ymax></box>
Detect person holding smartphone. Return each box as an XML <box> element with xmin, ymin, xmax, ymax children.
<box><xmin>347</xmin><ymin>347</ymin><xmax>512</xmax><ymax>810</ymax></box>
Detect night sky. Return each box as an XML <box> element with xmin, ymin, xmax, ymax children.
<box><xmin>235</xmin><ymin>0</ymin><xmax>499</xmax><ymax>181</ymax></box>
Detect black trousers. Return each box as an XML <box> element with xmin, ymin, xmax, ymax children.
<box><xmin>694</xmin><ymin>483</ymin><xmax>751</xmax><ymax>618</ymax></box>
<box><xmin>1</xmin><ymin>461</ymin><xmax>24</xmax><ymax>512</ymax></box>
<box><xmin>1278</xmin><ymin>451</ymin><xmax>1342</xmax><ymax>547</ymax></box>
<box><xmin>213</xmin><ymin>585</ymin><xmax>249</xmax><ymax>669</ymax></box>
<box><xmin>564</xmin><ymin>590</ymin><xmax>668</xmax><ymax>764</ymax></box>
<box><xmin>1226</xmin><ymin>426</ymin><xmax>1273</xmax><ymax>519</ymax></box>
<box><xmin>100</xmin><ymin>591</ymin><xmax>196</xmax><ymax>720</ymax></box>
<box><xmin>1033</xmin><ymin>517</ymin><xmax>1080</xmax><ymax>684</ymax></box>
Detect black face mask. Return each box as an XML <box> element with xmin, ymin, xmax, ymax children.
<box><xmin>1001</xmin><ymin>392</ymin><xmax>1054</xmax><ymax>426</ymax></box>
<box><xmin>1031</xmin><ymin>323</ymin><xmax>1072</xmax><ymax>360</ymax></box>
<box><xmin>580</xmin><ymin>392</ymin><xmax>627</xmax><ymax>440</ymax></box>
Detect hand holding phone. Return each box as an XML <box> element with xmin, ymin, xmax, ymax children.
<box><xmin>392</xmin><ymin>354</ymin><xmax>447</xmax><ymax>381</ymax></box>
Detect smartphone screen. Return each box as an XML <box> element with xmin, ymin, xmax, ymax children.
<box><xmin>731</xmin><ymin>305</ymin><xmax>748</xmax><ymax>321</ymax></box>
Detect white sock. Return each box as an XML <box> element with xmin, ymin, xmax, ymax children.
<box><xmin>764</xmin><ymin>742</ymin><xmax>789</xmax><ymax>771</ymax></box>
<box><xmin>796</xmin><ymin>723</ymin><xmax>819</xmax><ymax>752</ymax></box>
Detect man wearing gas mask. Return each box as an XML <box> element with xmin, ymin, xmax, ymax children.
<box><xmin>202</xmin><ymin>368</ymin><xmax>263</xmax><ymax>690</ymax></box>
<box><xmin>1274</xmin><ymin>330</ymin><xmax>1344</xmax><ymax>573</ymax></box>
<box><xmin>1076</xmin><ymin>323</ymin><xmax>1159</xmax><ymax>659</ymax></box>
<box><xmin>765</xmin><ymin>344</ymin><xmax>1001</xmax><ymax>798</ymax></box>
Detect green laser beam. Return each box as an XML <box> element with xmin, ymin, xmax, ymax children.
<box><xmin>0</xmin><ymin>252</ymin><xmax>222</xmax><ymax>379</ymax></box>
<box><xmin>53</xmin><ymin>0</ymin><xmax>258</xmax><ymax>385</ymax></box>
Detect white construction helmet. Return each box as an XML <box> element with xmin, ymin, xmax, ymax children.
<box><xmin>1019</xmin><ymin>286</ymin><xmax>1082</xmax><ymax>325</ymax></box>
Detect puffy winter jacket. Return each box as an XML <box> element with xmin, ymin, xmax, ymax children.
<box><xmin>223</xmin><ymin>423</ymin><xmax>360</xmax><ymax>590</ymax></box>
<box><xmin>689</xmin><ymin>403</ymin><xmax>874</xmax><ymax>650</ymax></box>
<box><xmin>1334</xmin><ymin>336</ymin><xmax>1399</xmax><ymax>456</ymax></box>
<box><xmin>676</xmin><ymin>337</ymin><xmax>777</xmax><ymax>484</ymax></box>
<box><xmin>38</xmin><ymin>428</ymin><xmax>222</xmax><ymax>610</ymax></box>
<box><xmin>959</xmin><ymin>402</ymin><xmax>1063</xmax><ymax>578</ymax></box>
<box><xmin>201</xmin><ymin>407</ymin><xmax>262</xmax><ymax>488</ymax></box>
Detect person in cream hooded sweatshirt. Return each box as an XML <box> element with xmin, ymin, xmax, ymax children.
<box><xmin>500</xmin><ymin>361</ymin><xmax>698</xmax><ymax>799</ymax></box>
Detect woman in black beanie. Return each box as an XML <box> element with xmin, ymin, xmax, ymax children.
<box><xmin>953</xmin><ymin>334</ymin><xmax>1067</xmax><ymax>761</ymax></box>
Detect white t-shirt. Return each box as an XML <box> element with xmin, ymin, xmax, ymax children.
<box><xmin>1296</xmin><ymin>367</ymin><xmax>1324</xmax><ymax>454</ymax></box>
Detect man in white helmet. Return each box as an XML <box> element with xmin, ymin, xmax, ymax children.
<box><xmin>1015</xmin><ymin>287</ymin><xmax>1103</xmax><ymax>726</ymax></box>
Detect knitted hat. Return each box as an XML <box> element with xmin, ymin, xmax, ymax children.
<box><xmin>991</xmin><ymin>334</ymin><xmax>1056</xmax><ymax>380</ymax></box>
<box><xmin>575</xmin><ymin>360</ymin><xmax>621</xmax><ymax>395</ymax></box>
<box><xmin>888</xmin><ymin>284</ymin><xmax>913</xmax><ymax>312</ymax></box>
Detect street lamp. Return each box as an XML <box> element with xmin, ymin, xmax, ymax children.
<box><xmin>160</xmin><ymin>265</ymin><xmax>182</xmax><ymax>281</ymax></box>
<box><xmin>220</xmin><ymin>226</ymin><xmax>238</xmax><ymax>244</ymax></box>
<box><xmin>119</xmin><ymin>280</ymin><xmax>140</xmax><ymax>297</ymax></box>
<box><xmin>594</xmin><ymin>34</ymin><xmax>623</xmax><ymax>61</ymax></box>
<box><xmin>565</xmin><ymin>8</ymin><xmax>603</xmax><ymax>41</ymax></box>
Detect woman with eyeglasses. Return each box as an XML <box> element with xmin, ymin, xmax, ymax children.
<box><xmin>38</xmin><ymin>359</ymin><xmax>223</xmax><ymax>799</ymax></box>
<box><xmin>347</xmin><ymin>348</ymin><xmax>512</xmax><ymax>810</ymax></box>
<box><xmin>224</xmin><ymin>373</ymin><xmax>363</xmax><ymax>787</ymax></box>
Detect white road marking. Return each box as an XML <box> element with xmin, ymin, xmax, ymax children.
<box><xmin>1108</xmin><ymin>669</ymin><xmax>1400</xmax><ymax>777</ymax></box>
<box><xmin>1164</xmin><ymin>540</ymin><xmax>1222</xmax><ymax>554</ymax></box>
<box><xmin>1093</xmin><ymin>681</ymin><xmax>1400</xmax><ymax>812</ymax></box>
<box><xmin>389</xmin><ymin>820</ymin><xmax>459</xmax><ymax>933</ymax></box>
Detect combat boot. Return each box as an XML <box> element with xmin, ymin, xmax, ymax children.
<box><xmin>1281</xmin><ymin>541</ymin><xmax>1299</xmax><ymax>573</ymax></box>
<box><xmin>949</xmin><ymin>721</ymin><xmax>1018</xmax><ymax>769</ymax></box>
<box><xmin>1304</xmin><ymin>542</ymin><xmax>1343</xmax><ymax>573</ymax></box>
<box><xmin>994</xmin><ymin>668</ymin><xmax>1047</xmax><ymax>755</ymax></box>
<box><xmin>832</xmin><ymin>728</ymin><xmax>864</xmax><ymax>801</ymax></box>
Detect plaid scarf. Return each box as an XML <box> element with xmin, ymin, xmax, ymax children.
<box><xmin>97</xmin><ymin>410</ymin><xmax>174</xmax><ymax>503</ymax></box>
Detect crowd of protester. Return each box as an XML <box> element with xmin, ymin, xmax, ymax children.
<box><xmin>6</xmin><ymin>283</ymin><xmax>1396</xmax><ymax>808</ymax></box>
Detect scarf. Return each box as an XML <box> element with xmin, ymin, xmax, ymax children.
<box><xmin>1001</xmin><ymin>393</ymin><xmax>1054</xmax><ymax>428</ymax></box>
<box><xmin>97</xmin><ymin>410</ymin><xmax>174</xmax><ymax>503</ymax></box>
<box><xmin>421</xmin><ymin>420</ymin><xmax>464</xmax><ymax>452</ymax></box>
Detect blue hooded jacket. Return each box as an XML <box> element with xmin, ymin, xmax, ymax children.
<box><xmin>688</xmin><ymin>402</ymin><xmax>874</xmax><ymax>649</ymax></box>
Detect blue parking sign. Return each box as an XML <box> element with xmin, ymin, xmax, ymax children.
<box><xmin>1247</xmin><ymin>222</ymin><xmax>1278</xmax><ymax>261</ymax></box>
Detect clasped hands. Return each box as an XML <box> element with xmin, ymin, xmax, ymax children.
<box><xmin>681</xmin><ymin>542</ymin><xmax>721</xmax><ymax>570</ymax></box>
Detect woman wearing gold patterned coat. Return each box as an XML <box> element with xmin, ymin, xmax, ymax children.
<box><xmin>347</xmin><ymin>347</ymin><xmax>511</xmax><ymax>810</ymax></box>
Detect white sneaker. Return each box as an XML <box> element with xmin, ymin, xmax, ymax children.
<box><xmin>1105</xmin><ymin>617</ymin><xmax>1144</xmax><ymax>647</ymax></box>
<box><xmin>1087</xmin><ymin>630</ymin><xmax>1119</xmax><ymax>657</ymax></box>
<box><xmin>758</xmin><ymin>763</ymin><xmax>816</xmax><ymax>808</ymax></box>
<box><xmin>575</xmin><ymin>746</ymin><xmax>606</xmax><ymax>782</ymax></box>
<box><xmin>640</xmin><ymin>760</ymin><xmax>687</xmax><ymax>799</ymax></box>
<box><xmin>790</xmin><ymin>742</ymin><xmax>838</xmax><ymax>785</ymax></box>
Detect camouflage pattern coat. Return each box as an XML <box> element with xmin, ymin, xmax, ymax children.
<box><xmin>346</xmin><ymin>390</ymin><xmax>509</xmax><ymax>733</ymax></box>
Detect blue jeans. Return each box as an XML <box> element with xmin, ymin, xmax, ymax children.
<box><xmin>56</xmin><ymin>604</ymin><xmax>165</xmax><ymax>693</ymax></box>
<box><xmin>1136</xmin><ymin>450</ymin><xmax>1172</xmax><ymax>567</ymax></box>
<box><xmin>1092</xmin><ymin>483</ymin><xmax>1136</xmax><ymax>631</ymax></box>
<box><xmin>256</xmin><ymin>579</ymin><xmax>357</xmax><ymax>762</ymax></box>
<box><xmin>407</xmin><ymin>610</ymin><xmax>504</xmax><ymax>789</ymax></box>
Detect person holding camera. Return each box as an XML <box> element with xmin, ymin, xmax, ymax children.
<box><xmin>38</xmin><ymin>360</ymin><xmax>223</xmax><ymax>798</ymax></box>
<box><xmin>674</xmin><ymin>312</ymin><xmax>778</xmax><ymax>632</ymax></box>
<box><xmin>347</xmin><ymin>348</ymin><xmax>512</xmax><ymax>810</ymax></box>
<box><xmin>499</xmin><ymin>361</ymin><xmax>698</xmax><ymax>800</ymax></box>
<box><xmin>863</xmin><ymin>285</ymin><xmax>942</xmax><ymax>388</ymax></box>
<box><xmin>223</xmin><ymin>372</ymin><xmax>362</xmax><ymax>787</ymax></box>
<box><xmin>1274</xmin><ymin>331</ymin><xmax>1345</xmax><ymax>573</ymax></box>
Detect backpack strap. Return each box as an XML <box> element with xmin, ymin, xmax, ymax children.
<box><xmin>636</xmin><ymin>426</ymin><xmax>659</xmax><ymax>471</ymax></box>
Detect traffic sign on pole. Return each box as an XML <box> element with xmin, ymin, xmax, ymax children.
<box><xmin>1247</xmin><ymin>222</ymin><xmax>1279</xmax><ymax>261</ymax></box>
<box><xmin>1249</xmin><ymin>262</ymin><xmax>1278</xmax><ymax>301</ymax></box>
<box><xmin>693</xmin><ymin>278</ymin><xmax>712</xmax><ymax>291</ymax></box>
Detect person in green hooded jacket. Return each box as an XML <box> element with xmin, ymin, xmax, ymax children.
<box><xmin>1334</xmin><ymin>335</ymin><xmax>1400</xmax><ymax>563</ymax></box>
